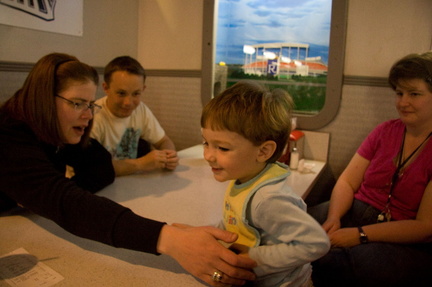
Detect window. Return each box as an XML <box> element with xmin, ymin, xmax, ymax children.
<box><xmin>202</xmin><ymin>0</ymin><xmax>348</xmax><ymax>130</ymax></box>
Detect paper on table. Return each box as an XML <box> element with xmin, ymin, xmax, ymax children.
<box><xmin>0</xmin><ymin>248</ymin><xmax>64</xmax><ymax>287</ymax></box>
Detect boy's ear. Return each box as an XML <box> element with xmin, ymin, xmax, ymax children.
<box><xmin>257</xmin><ymin>141</ymin><xmax>277</xmax><ymax>162</ymax></box>
<box><xmin>102</xmin><ymin>82</ymin><xmax>109</xmax><ymax>93</ymax></box>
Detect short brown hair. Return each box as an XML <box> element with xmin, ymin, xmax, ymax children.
<box><xmin>201</xmin><ymin>80</ymin><xmax>294</xmax><ymax>163</ymax></box>
<box><xmin>104</xmin><ymin>56</ymin><xmax>146</xmax><ymax>86</ymax></box>
<box><xmin>1</xmin><ymin>53</ymin><xmax>99</xmax><ymax>147</ymax></box>
<box><xmin>389</xmin><ymin>51</ymin><xmax>432</xmax><ymax>92</ymax></box>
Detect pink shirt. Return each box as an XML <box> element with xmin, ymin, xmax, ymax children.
<box><xmin>354</xmin><ymin>119</ymin><xmax>432</xmax><ymax>220</ymax></box>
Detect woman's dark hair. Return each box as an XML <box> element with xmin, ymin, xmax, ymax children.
<box><xmin>389</xmin><ymin>51</ymin><xmax>432</xmax><ymax>92</ymax></box>
<box><xmin>1</xmin><ymin>53</ymin><xmax>99</xmax><ymax>147</ymax></box>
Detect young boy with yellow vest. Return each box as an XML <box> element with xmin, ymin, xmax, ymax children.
<box><xmin>201</xmin><ymin>80</ymin><xmax>330</xmax><ymax>287</ymax></box>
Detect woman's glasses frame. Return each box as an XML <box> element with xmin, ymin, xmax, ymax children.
<box><xmin>56</xmin><ymin>95</ymin><xmax>101</xmax><ymax>113</ymax></box>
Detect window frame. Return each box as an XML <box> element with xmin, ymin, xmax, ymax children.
<box><xmin>201</xmin><ymin>0</ymin><xmax>348</xmax><ymax>130</ymax></box>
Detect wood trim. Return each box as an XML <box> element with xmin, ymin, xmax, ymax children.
<box><xmin>145</xmin><ymin>69</ymin><xmax>201</xmax><ymax>78</ymax></box>
<box><xmin>0</xmin><ymin>61</ymin><xmax>201</xmax><ymax>78</ymax></box>
<box><xmin>343</xmin><ymin>75</ymin><xmax>389</xmax><ymax>87</ymax></box>
<box><xmin>1</xmin><ymin>61</ymin><xmax>389</xmax><ymax>88</ymax></box>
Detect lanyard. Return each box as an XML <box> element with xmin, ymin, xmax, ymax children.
<box><xmin>378</xmin><ymin>130</ymin><xmax>432</xmax><ymax>222</ymax></box>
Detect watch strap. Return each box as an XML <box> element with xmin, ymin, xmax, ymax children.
<box><xmin>358</xmin><ymin>226</ymin><xmax>368</xmax><ymax>244</ymax></box>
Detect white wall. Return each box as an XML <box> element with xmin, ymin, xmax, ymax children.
<box><xmin>324</xmin><ymin>0</ymin><xmax>432</xmax><ymax>177</ymax></box>
<box><xmin>136</xmin><ymin>0</ymin><xmax>432</xmax><ymax>184</ymax></box>
<box><xmin>137</xmin><ymin>0</ymin><xmax>205</xmax><ymax>150</ymax></box>
<box><xmin>302</xmin><ymin>0</ymin><xmax>432</xmax><ymax>202</ymax></box>
<box><xmin>0</xmin><ymin>0</ymin><xmax>139</xmax><ymax>102</ymax></box>
<box><xmin>0</xmin><ymin>0</ymin><xmax>139</xmax><ymax>66</ymax></box>
<box><xmin>1</xmin><ymin>0</ymin><xmax>431</xmax><ymax>184</ymax></box>
<box><xmin>344</xmin><ymin>0</ymin><xmax>432</xmax><ymax>77</ymax></box>
<box><xmin>138</xmin><ymin>0</ymin><xmax>203</xmax><ymax>69</ymax></box>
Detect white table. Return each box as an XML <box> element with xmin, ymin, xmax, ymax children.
<box><xmin>0</xmin><ymin>145</ymin><xmax>325</xmax><ymax>286</ymax></box>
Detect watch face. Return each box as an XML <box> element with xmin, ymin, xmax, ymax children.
<box><xmin>358</xmin><ymin>226</ymin><xmax>368</xmax><ymax>244</ymax></box>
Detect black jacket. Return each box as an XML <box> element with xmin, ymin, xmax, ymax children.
<box><xmin>0</xmin><ymin>112</ymin><xmax>164</xmax><ymax>254</ymax></box>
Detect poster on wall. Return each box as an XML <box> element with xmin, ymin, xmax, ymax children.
<box><xmin>0</xmin><ymin>0</ymin><xmax>83</xmax><ymax>36</ymax></box>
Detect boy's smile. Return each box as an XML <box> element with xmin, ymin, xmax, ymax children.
<box><xmin>103</xmin><ymin>71</ymin><xmax>145</xmax><ymax>118</ymax></box>
<box><xmin>202</xmin><ymin>128</ymin><xmax>267</xmax><ymax>184</ymax></box>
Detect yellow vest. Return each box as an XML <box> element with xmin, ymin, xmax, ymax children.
<box><xmin>222</xmin><ymin>163</ymin><xmax>289</xmax><ymax>247</ymax></box>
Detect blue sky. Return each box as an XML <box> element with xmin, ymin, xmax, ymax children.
<box><xmin>216</xmin><ymin>0</ymin><xmax>332</xmax><ymax>64</ymax></box>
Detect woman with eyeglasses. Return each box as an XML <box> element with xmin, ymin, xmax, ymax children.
<box><xmin>0</xmin><ymin>53</ymin><xmax>256</xmax><ymax>286</ymax></box>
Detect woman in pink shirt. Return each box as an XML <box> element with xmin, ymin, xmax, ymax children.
<box><xmin>309</xmin><ymin>51</ymin><xmax>432</xmax><ymax>287</ymax></box>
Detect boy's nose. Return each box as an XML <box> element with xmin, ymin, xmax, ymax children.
<box><xmin>203</xmin><ymin>148</ymin><xmax>215</xmax><ymax>162</ymax></box>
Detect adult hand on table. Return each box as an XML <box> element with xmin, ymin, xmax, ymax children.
<box><xmin>157</xmin><ymin>223</ymin><xmax>257</xmax><ymax>286</ymax></box>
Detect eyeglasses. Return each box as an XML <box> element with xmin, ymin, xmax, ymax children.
<box><xmin>56</xmin><ymin>95</ymin><xmax>101</xmax><ymax>113</ymax></box>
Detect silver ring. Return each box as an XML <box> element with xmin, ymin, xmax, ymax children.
<box><xmin>212</xmin><ymin>271</ymin><xmax>223</xmax><ymax>282</ymax></box>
